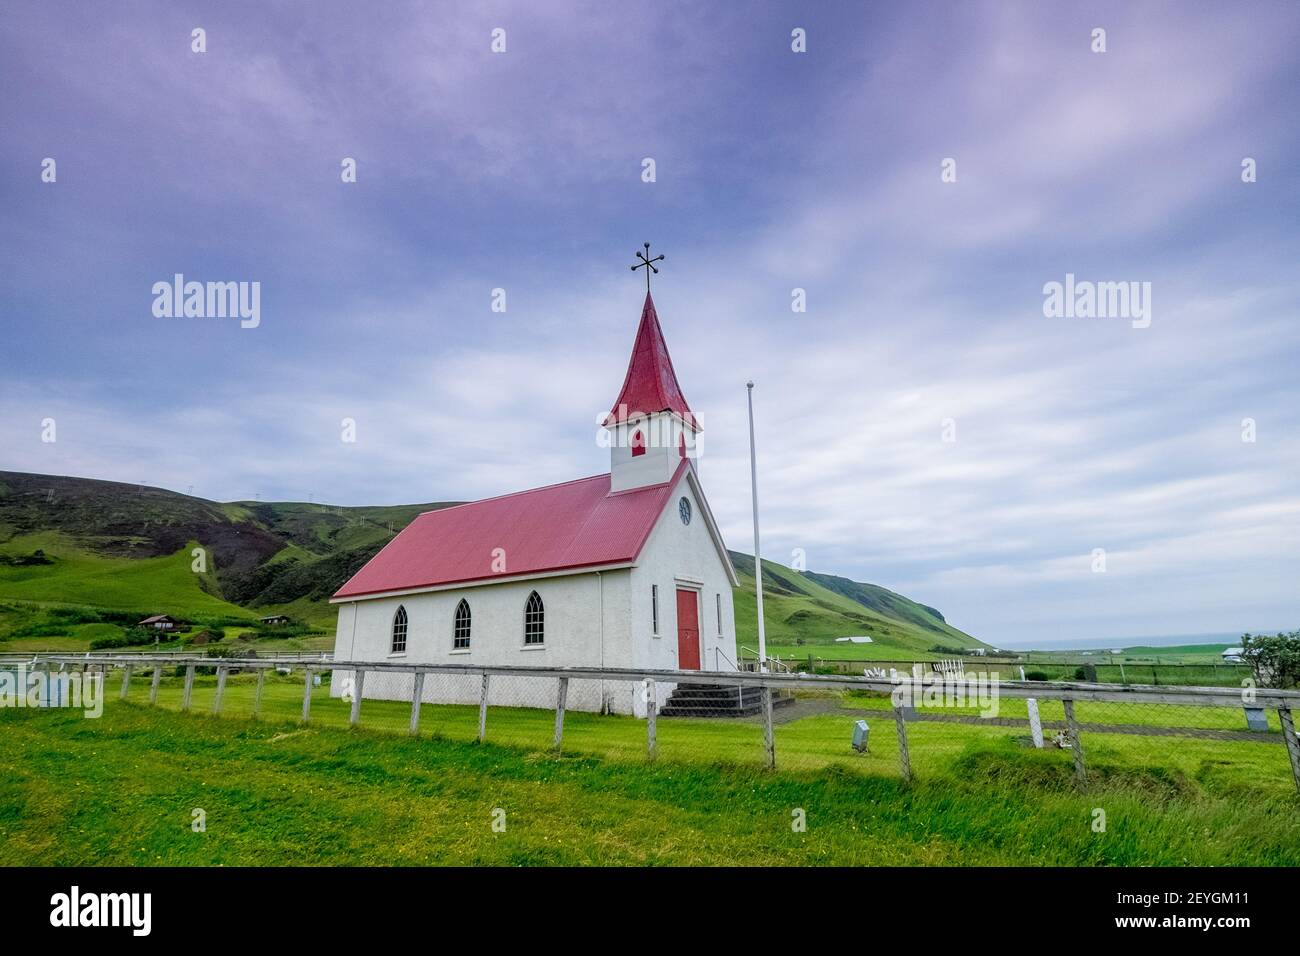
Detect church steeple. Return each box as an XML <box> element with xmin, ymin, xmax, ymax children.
<box><xmin>604</xmin><ymin>291</ymin><xmax>699</xmax><ymax>432</ymax></box>
<box><xmin>605</xmin><ymin>285</ymin><xmax>701</xmax><ymax>494</ymax></box>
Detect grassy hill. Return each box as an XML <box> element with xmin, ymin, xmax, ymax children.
<box><xmin>0</xmin><ymin>470</ymin><xmax>982</xmax><ymax>655</ymax></box>
<box><xmin>730</xmin><ymin>552</ymin><xmax>984</xmax><ymax>659</ymax></box>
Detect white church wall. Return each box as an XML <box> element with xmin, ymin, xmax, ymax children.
<box><xmin>330</xmin><ymin>569</ymin><xmax>638</xmax><ymax>714</ymax></box>
<box><xmin>628</xmin><ymin>467</ymin><xmax>739</xmax><ymax>696</ymax></box>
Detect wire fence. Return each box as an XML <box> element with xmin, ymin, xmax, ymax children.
<box><xmin>12</xmin><ymin>654</ymin><xmax>1300</xmax><ymax>794</ymax></box>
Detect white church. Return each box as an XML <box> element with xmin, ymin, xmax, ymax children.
<box><xmin>330</xmin><ymin>280</ymin><xmax>740</xmax><ymax>715</ymax></box>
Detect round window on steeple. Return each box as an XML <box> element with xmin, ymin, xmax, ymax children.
<box><xmin>678</xmin><ymin>497</ymin><xmax>692</xmax><ymax>525</ymax></box>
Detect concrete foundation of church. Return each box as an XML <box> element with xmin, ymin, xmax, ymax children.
<box><xmin>329</xmin><ymin>667</ymin><xmax>666</xmax><ymax>717</ymax></box>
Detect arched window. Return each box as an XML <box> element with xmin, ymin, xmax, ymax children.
<box><xmin>453</xmin><ymin>599</ymin><xmax>471</xmax><ymax>650</ymax></box>
<box><xmin>523</xmin><ymin>591</ymin><xmax>545</xmax><ymax>645</ymax></box>
<box><xmin>631</xmin><ymin>429</ymin><xmax>646</xmax><ymax>457</ymax></box>
<box><xmin>391</xmin><ymin>605</ymin><xmax>408</xmax><ymax>654</ymax></box>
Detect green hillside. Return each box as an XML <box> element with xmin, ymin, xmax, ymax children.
<box><xmin>730</xmin><ymin>552</ymin><xmax>984</xmax><ymax>659</ymax></box>
<box><xmin>0</xmin><ymin>532</ymin><xmax>228</xmax><ymax>611</ymax></box>
<box><xmin>0</xmin><ymin>470</ymin><xmax>981</xmax><ymax>655</ymax></box>
<box><xmin>0</xmin><ymin>470</ymin><xmax>452</xmax><ymax>616</ymax></box>
<box><xmin>0</xmin><ymin>471</ymin><xmax>455</xmax><ymax>651</ymax></box>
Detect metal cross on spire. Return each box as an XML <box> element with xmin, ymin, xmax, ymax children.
<box><xmin>630</xmin><ymin>242</ymin><xmax>665</xmax><ymax>293</ymax></box>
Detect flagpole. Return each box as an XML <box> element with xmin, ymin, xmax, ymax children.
<box><xmin>746</xmin><ymin>381</ymin><xmax>767</xmax><ymax>673</ymax></box>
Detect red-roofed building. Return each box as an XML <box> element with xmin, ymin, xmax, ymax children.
<box><xmin>330</xmin><ymin>290</ymin><xmax>739</xmax><ymax>715</ymax></box>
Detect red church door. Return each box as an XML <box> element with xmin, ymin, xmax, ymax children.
<box><xmin>676</xmin><ymin>589</ymin><xmax>700</xmax><ymax>670</ymax></box>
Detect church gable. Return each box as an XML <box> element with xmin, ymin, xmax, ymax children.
<box><xmin>654</xmin><ymin>466</ymin><xmax>738</xmax><ymax>588</ymax></box>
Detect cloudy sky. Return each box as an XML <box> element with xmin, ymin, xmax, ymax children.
<box><xmin>2</xmin><ymin>1</ymin><xmax>1298</xmax><ymax>646</ymax></box>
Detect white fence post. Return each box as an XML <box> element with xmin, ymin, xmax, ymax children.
<box><xmin>119</xmin><ymin>664</ymin><xmax>133</xmax><ymax>701</ymax></box>
<box><xmin>181</xmin><ymin>664</ymin><xmax>195</xmax><ymax>711</ymax></box>
<box><xmin>27</xmin><ymin>661</ymin><xmax>44</xmax><ymax>708</ymax></box>
<box><xmin>149</xmin><ymin>664</ymin><xmax>163</xmax><ymax>705</ymax></box>
<box><xmin>893</xmin><ymin>701</ymin><xmax>912</xmax><ymax>782</ymax></box>
<box><xmin>554</xmin><ymin>677</ymin><xmax>569</xmax><ymax>750</ymax></box>
<box><xmin>1027</xmin><ymin>697</ymin><xmax>1044</xmax><ymax>748</ymax></box>
<box><xmin>477</xmin><ymin>673</ymin><xmax>490</xmax><ymax>743</ymax></box>
<box><xmin>350</xmin><ymin>670</ymin><xmax>365</xmax><ymax>726</ymax></box>
<box><xmin>212</xmin><ymin>666</ymin><xmax>228</xmax><ymax>714</ymax></box>
<box><xmin>646</xmin><ymin>679</ymin><xmax>657</xmax><ymax>760</ymax></box>
<box><xmin>301</xmin><ymin>668</ymin><xmax>313</xmax><ymax>723</ymax></box>
<box><xmin>762</xmin><ymin>685</ymin><xmax>775</xmax><ymax>769</ymax></box>
<box><xmin>409</xmin><ymin>672</ymin><xmax>425</xmax><ymax>736</ymax></box>
<box><xmin>253</xmin><ymin>668</ymin><xmax>265</xmax><ymax>717</ymax></box>
<box><xmin>1063</xmin><ymin>698</ymin><xmax>1086</xmax><ymax>783</ymax></box>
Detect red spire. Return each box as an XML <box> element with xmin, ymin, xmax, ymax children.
<box><xmin>604</xmin><ymin>292</ymin><xmax>700</xmax><ymax>430</ymax></box>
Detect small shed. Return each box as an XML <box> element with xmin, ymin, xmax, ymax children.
<box><xmin>260</xmin><ymin>615</ymin><xmax>291</xmax><ymax>626</ymax></box>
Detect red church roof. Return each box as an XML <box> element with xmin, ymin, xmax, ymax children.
<box><xmin>332</xmin><ymin>461</ymin><xmax>689</xmax><ymax>600</ymax></box>
<box><xmin>604</xmin><ymin>292</ymin><xmax>700</xmax><ymax>429</ymax></box>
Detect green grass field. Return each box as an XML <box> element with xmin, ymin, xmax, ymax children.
<box><xmin>1</xmin><ymin>671</ymin><xmax>1296</xmax><ymax>866</ymax></box>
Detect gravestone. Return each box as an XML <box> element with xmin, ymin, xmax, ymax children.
<box><xmin>851</xmin><ymin>719</ymin><xmax>870</xmax><ymax>753</ymax></box>
<box><xmin>1243</xmin><ymin>707</ymin><xmax>1268</xmax><ymax>732</ymax></box>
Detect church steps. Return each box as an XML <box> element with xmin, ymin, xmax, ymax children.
<box><xmin>658</xmin><ymin>682</ymin><xmax>796</xmax><ymax>718</ymax></box>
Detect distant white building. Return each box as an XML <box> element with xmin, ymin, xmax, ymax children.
<box><xmin>1222</xmin><ymin>647</ymin><xmax>1245</xmax><ymax>663</ymax></box>
<box><xmin>329</xmin><ymin>290</ymin><xmax>739</xmax><ymax>716</ymax></box>
<box><xmin>137</xmin><ymin>614</ymin><xmax>180</xmax><ymax>631</ymax></box>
